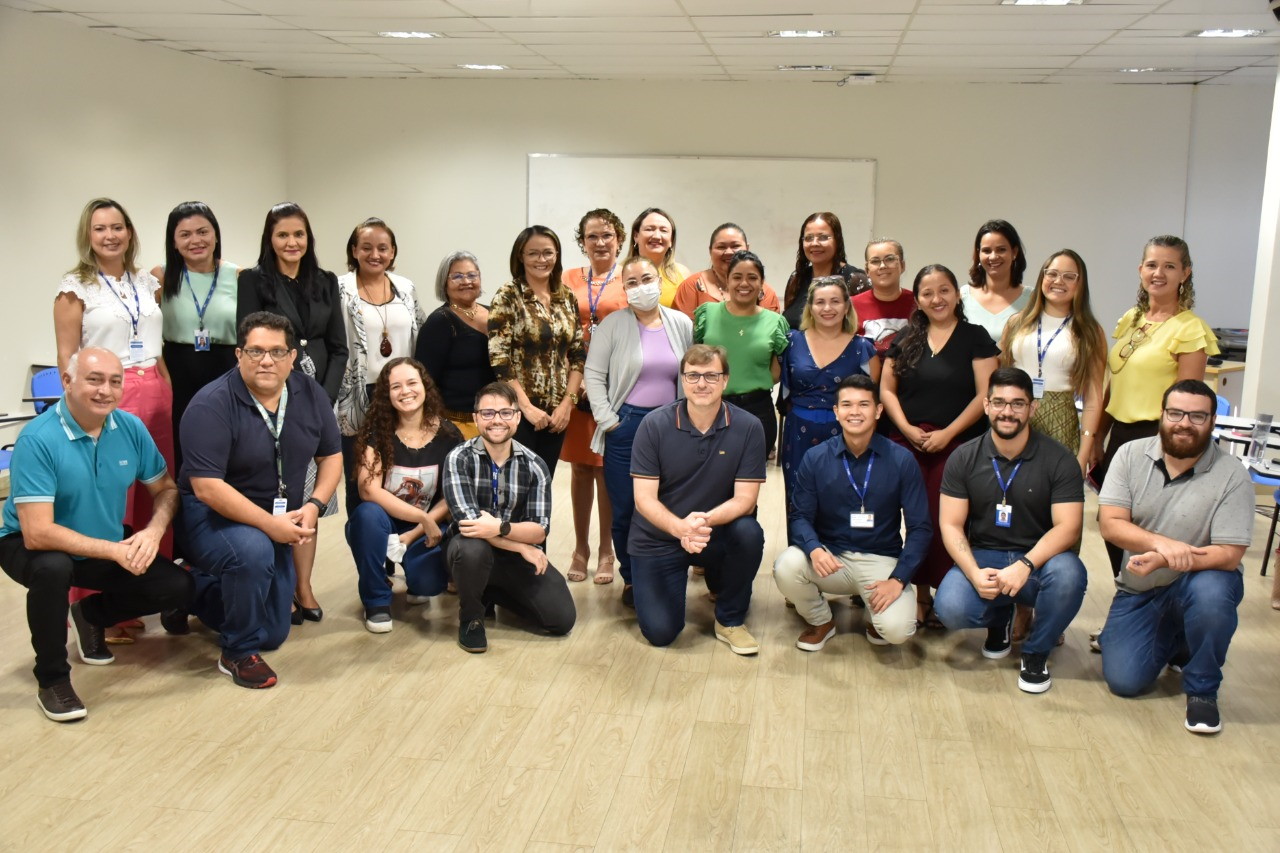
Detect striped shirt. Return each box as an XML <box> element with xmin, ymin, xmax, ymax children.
<box><xmin>443</xmin><ymin>436</ymin><xmax>552</xmax><ymax>538</ymax></box>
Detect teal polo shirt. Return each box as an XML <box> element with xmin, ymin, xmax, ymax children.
<box><xmin>0</xmin><ymin>399</ymin><xmax>167</xmax><ymax>548</ymax></box>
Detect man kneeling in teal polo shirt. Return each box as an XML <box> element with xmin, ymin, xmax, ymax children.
<box><xmin>0</xmin><ymin>348</ymin><xmax>193</xmax><ymax>722</ymax></box>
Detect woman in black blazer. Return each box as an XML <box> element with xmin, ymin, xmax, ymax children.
<box><xmin>237</xmin><ymin>201</ymin><xmax>348</xmax><ymax>623</ymax></box>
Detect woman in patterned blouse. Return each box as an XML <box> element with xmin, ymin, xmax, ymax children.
<box><xmin>487</xmin><ymin>225</ymin><xmax>586</xmax><ymax>476</ymax></box>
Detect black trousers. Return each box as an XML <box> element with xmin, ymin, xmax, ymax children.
<box><xmin>1095</xmin><ymin>419</ymin><xmax>1160</xmax><ymax>577</ymax></box>
<box><xmin>165</xmin><ymin>341</ymin><xmax>237</xmax><ymax>476</ymax></box>
<box><xmin>0</xmin><ymin>533</ymin><xmax>193</xmax><ymax>687</ymax></box>
<box><xmin>724</xmin><ymin>389</ymin><xmax>777</xmax><ymax>462</ymax></box>
<box><xmin>447</xmin><ymin>536</ymin><xmax>575</xmax><ymax>635</ymax></box>
<box><xmin>513</xmin><ymin>417</ymin><xmax>567</xmax><ymax>479</ymax></box>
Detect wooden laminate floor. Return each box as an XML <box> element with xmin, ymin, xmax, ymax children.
<box><xmin>1</xmin><ymin>463</ymin><xmax>1279</xmax><ymax>853</ymax></box>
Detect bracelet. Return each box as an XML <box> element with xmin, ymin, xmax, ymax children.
<box><xmin>306</xmin><ymin>497</ymin><xmax>327</xmax><ymax>513</ymax></box>
<box><xmin>1018</xmin><ymin>556</ymin><xmax>1036</xmax><ymax>572</ymax></box>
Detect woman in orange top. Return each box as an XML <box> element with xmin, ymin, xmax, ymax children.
<box><xmin>672</xmin><ymin>223</ymin><xmax>781</xmax><ymax>319</ymax></box>
<box><xmin>560</xmin><ymin>209</ymin><xmax>630</xmax><ymax>584</ymax></box>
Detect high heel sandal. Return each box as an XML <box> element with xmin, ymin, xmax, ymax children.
<box><xmin>593</xmin><ymin>553</ymin><xmax>615</xmax><ymax>585</ymax></box>
<box><xmin>567</xmin><ymin>551</ymin><xmax>589</xmax><ymax>582</ymax></box>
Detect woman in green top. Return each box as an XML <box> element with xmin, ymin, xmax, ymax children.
<box><xmin>694</xmin><ymin>250</ymin><xmax>789</xmax><ymax>460</ymax></box>
<box><xmin>154</xmin><ymin>201</ymin><xmax>239</xmax><ymax>474</ymax></box>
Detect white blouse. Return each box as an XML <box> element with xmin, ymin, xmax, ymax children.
<box><xmin>59</xmin><ymin>271</ymin><xmax>163</xmax><ymax>367</ymax></box>
<box><xmin>1009</xmin><ymin>312</ymin><xmax>1075</xmax><ymax>392</ymax></box>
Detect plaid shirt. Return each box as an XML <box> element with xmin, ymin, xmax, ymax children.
<box><xmin>487</xmin><ymin>278</ymin><xmax>586</xmax><ymax>409</ymax></box>
<box><xmin>442</xmin><ymin>436</ymin><xmax>552</xmax><ymax>538</ymax></box>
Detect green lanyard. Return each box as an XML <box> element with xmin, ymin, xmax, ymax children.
<box><xmin>252</xmin><ymin>385</ymin><xmax>290</xmax><ymax>498</ymax></box>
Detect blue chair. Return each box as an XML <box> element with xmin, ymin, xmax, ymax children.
<box><xmin>1216</xmin><ymin>396</ymin><xmax>1231</xmax><ymax>417</ymax></box>
<box><xmin>30</xmin><ymin>367</ymin><xmax>59</xmax><ymax>414</ymax></box>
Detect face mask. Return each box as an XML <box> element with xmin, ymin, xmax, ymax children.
<box><xmin>627</xmin><ymin>282</ymin><xmax>662</xmax><ymax>312</ymax></box>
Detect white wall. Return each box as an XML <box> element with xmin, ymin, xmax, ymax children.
<box><xmin>0</xmin><ymin>7</ymin><xmax>285</xmax><ymax>410</ymax></box>
<box><xmin>284</xmin><ymin>77</ymin><xmax>1271</xmax><ymax>333</ymax></box>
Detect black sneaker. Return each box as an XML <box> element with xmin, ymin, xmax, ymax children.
<box><xmin>160</xmin><ymin>609</ymin><xmax>190</xmax><ymax>635</ymax></box>
<box><xmin>37</xmin><ymin>679</ymin><xmax>87</xmax><ymax>722</ymax></box>
<box><xmin>69</xmin><ymin>600</ymin><xmax>113</xmax><ymax>665</ymax></box>
<box><xmin>364</xmin><ymin>606</ymin><xmax>393</xmax><ymax>634</ymax></box>
<box><xmin>1185</xmin><ymin>695</ymin><xmax>1222</xmax><ymax>734</ymax></box>
<box><xmin>983</xmin><ymin>610</ymin><xmax>1013</xmax><ymax>660</ymax></box>
<box><xmin>621</xmin><ymin>585</ymin><xmax>635</xmax><ymax>609</ymax></box>
<box><xmin>1017</xmin><ymin>653</ymin><xmax>1052</xmax><ymax>693</ymax></box>
<box><xmin>458</xmin><ymin>619</ymin><xmax>487</xmax><ymax>653</ymax></box>
<box><xmin>218</xmin><ymin>653</ymin><xmax>278</xmax><ymax>689</ymax></box>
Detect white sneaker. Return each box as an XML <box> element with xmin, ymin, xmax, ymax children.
<box><xmin>715</xmin><ymin>621</ymin><xmax>760</xmax><ymax>656</ymax></box>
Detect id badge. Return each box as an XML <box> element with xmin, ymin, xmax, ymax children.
<box><xmin>588</xmin><ymin>322</ymin><xmax>598</xmax><ymax>340</ymax></box>
<box><xmin>850</xmin><ymin>512</ymin><xmax>875</xmax><ymax>529</ymax></box>
<box><xmin>194</xmin><ymin>328</ymin><xmax>210</xmax><ymax>351</ymax></box>
<box><xmin>128</xmin><ymin>338</ymin><xmax>145</xmax><ymax>363</ymax></box>
<box><xmin>1031</xmin><ymin>377</ymin><xmax>1045</xmax><ymax>399</ymax></box>
<box><xmin>272</xmin><ymin>497</ymin><xmax>288</xmax><ymax>516</ymax></box>
<box><xmin>995</xmin><ymin>503</ymin><xmax>1013</xmax><ymax>528</ymax></box>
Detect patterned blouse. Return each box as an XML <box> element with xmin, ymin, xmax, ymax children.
<box><xmin>487</xmin><ymin>277</ymin><xmax>586</xmax><ymax>410</ymax></box>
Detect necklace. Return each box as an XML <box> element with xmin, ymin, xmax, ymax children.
<box><xmin>451</xmin><ymin>302</ymin><xmax>477</xmax><ymax>319</ymax></box>
<box><xmin>360</xmin><ymin>276</ymin><xmax>394</xmax><ymax>357</ymax></box>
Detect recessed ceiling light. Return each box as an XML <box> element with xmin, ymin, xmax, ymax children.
<box><xmin>778</xmin><ymin>65</ymin><xmax>834</xmax><ymax>71</ymax></box>
<box><xmin>1192</xmin><ymin>29</ymin><xmax>1264</xmax><ymax>39</ymax></box>
<box><xmin>379</xmin><ymin>31</ymin><xmax>440</xmax><ymax>39</ymax></box>
<box><xmin>768</xmin><ymin>30</ymin><xmax>837</xmax><ymax>38</ymax></box>
<box><xmin>1119</xmin><ymin>67</ymin><xmax>1157</xmax><ymax>73</ymax></box>
<box><xmin>457</xmin><ymin>64</ymin><xmax>508</xmax><ymax>71</ymax></box>
<box><xmin>1000</xmin><ymin>0</ymin><xmax>1081</xmax><ymax>6</ymax></box>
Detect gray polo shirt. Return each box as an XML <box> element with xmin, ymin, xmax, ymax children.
<box><xmin>1097</xmin><ymin>436</ymin><xmax>1253</xmax><ymax>594</ymax></box>
<box><xmin>628</xmin><ymin>399</ymin><xmax>766</xmax><ymax>557</ymax></box>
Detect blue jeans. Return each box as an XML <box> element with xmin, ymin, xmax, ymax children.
<box><xmin>933</xmin><ymin>549</ymin><xmax>1087</xmax><ymax>657</ymax></box>
<box><xmin>345</xmin><ymin>500</ymin><xmax>447</xmax><ymax>608</ymax></box>
<box><xmin>1101</xmin><ymin>569</ymin><xmax>1242</xmax><ymax>700</ymax></box>
<box><xmin>630</xmin><ymin>515</ymin><xmax>764</xmax><ymax>647</ymax></box>
<box><xmin>601</xmin><ymin>404</ymin><xmax>654</xmax><ymax>586</ymax></box>
<box><xmin>177</xmin><ymin>494</ymin><xmax>295</xmax><ymax>659</ymax></box>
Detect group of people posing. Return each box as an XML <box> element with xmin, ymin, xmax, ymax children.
<box><xmin>0</xmin><ymin>199</ymin><xmax>1258</xmax><ymax>740</ymax></box>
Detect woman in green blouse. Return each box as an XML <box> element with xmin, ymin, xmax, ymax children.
<box><xmin>694</xmin><ymin>250</ymin><xmax>789</xmax><ymax>460</ymax></box>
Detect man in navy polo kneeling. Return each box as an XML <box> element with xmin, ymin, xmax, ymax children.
<box><xmin>177</xmin><ymin>312</ymin><xmax>341</xmax><ymax>689</ymax></box>
<box><xmin>628</xmin><ymin>344</ymin><xmax>766</xmax><ymax>654</ymax></box>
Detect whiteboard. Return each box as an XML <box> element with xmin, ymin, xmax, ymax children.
<box><xmin>527</xmin><ymin>154</ymin><xmax>875</xmax><ymax>290</ymax></box>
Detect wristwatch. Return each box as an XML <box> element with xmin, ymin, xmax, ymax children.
<box><xmin>499</xmin><ymin>520</ymin><xmax>512</xmax><ymax>537</ymax></box>
<box><xmin>1018</xmin><ymin>556</ymin><xmax>1036</xmax><ymax>572</ymax></box>
<box><xmin>306</xmin><ymin>497</ymin><xmax>327</xmax><ymax>513</ymax></box>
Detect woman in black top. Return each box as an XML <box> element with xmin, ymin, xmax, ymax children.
<box><xmin>780</xmin><ymin>211</ymin><xmax>869</xmax><ymax>331</ymax></box>
<box><xmin>347</xmin><ymin>357</ymin><xmax>462</xmax><ymax>633</ymax></box>
<box><xmin>881</xmin><ymin>264</ymin><xmax>999</xmax><ymax>624</ymax></box>
<box><xmin>416</xmin><ymin>250</ymin><xmax>494</xmax><ymax>440</ymax></box>
<box><xmin>237</xmin><ymin>201</ymin><xmax>348</xmax><ymax>622</ymax></box>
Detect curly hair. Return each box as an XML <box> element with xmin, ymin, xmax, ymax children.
<box><xmin>353</xmin><ymin>357</ymin><xmax>446</xmax><ymax>490</ymax></box>
<box><xmin>574</xmin><ymin>208</ymin><xmax>626</xmax><ymax>254</ymax></box>
<box><xmin>1135</xmin><ymin>235</ymin><xmax>1195</xmax><ymax>315</ymax></box>
<box><xmin>892</xmin><ymin>264</ymin><xmax>967</xmax><ymax>379</ymax></box>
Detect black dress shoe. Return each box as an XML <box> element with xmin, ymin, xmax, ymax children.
<box><xmin>293</xmin><ymin>596</ymin><xmax>323</xmax><ymax>623</ymax></box>
<box><xmin>160</xmin><ymin>609</ymin><xmax>190</xmax><ymax>635</ymax></box>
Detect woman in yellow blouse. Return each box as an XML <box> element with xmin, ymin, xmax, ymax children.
<box><xmin>625</xmin><ymin>207</ymin><xmax>690</xmax><ymax>308</ymax></box>
<box><xmin>487</xmin><ymin>225</ymin><xmax>586</xmax><ymax>477</ymax></box>
<box><xmin>1095</xmin><ymin>235</ymin><xmax>1218</xmax><ymax>576</ymax></box>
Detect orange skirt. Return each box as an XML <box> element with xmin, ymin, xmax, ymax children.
<box><xmin>560</xmin><ymin>406</ymin><xmax>602</xmax><ymax>466</ymax></box>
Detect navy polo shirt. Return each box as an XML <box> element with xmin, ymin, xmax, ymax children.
<box><xmin>787</xmin><ymin>432</ymin><xmax>932</xmax><ymax>585</ymax></box>
<box><xmin>178</xmin><ymin>369</ymin><xmax>341</xmax><ymax>513</ymax></box>
<box><xmin>0</xmin><ymin>400</ymin><xmax>166</xmax><ymax>546</ymax></box>
<box><xmin>940</xmin><ymin>430</ymin><xmax>1083</xmax><ymax>552</ymax></box>
<box><xmin>628</xmin><ymin>400</ymin><xmax>766</xmax><ymax>556</ymax></box>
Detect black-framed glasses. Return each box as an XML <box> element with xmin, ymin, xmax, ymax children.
<box><xmin>682</xmin><ymin>372</ymin><xmax>724</xmax><ymax>384</ymax></box>
<box><xmin>1116</xmin><ymin>325</ymin><xmax>1150</xmax><ymax>366</ymax></box>
<box><xmin>241</xmin><ymin>347</ymin><xmax>291</xmax><ymax>362</ymax></box>
<box><xmin>988</xmin><ymin>398</ymin><xmax>1030</xmax><ymax>413</ymax></box>
<box><xmin>476</xmin><ymin>408</ymin><xmax>518</xmax><ymax>421</ymax></box>
<box><xmin>1163</xmin><ymin>408</ymin><xmax>1211</xmax><ymax>426</ymax></box>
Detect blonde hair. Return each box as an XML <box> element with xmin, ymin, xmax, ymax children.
<box><xmin>799</xmin><ymin>276</ymin><xmax>857</xmax><ymax>335</ymax></box>
<box><xmin>69</xmin><ymin>198</ymin><xmax>139</xmax><ymax>284</ymax></box>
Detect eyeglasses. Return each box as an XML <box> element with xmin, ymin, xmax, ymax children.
<box><xmin>523</xmin><ymin>249</ymin><xmax>557</xmax><ymax>261</ymax></box>
<box><xmin>682</xmin><ymin>372</ymin><xmax>724</xmax><ymax>384</ymax></box>
<box><xmin>623</xmin><ymin>274</ymin><xmax>661</xmax><ymax>288</ymax></box>
<box><xmin>241</xmin><ymin>347</ymin><xmax>291</xmax><ymax>362</ymax></box>
<box><xmin>1163</xmin><ymin>408</ymin><xmax>1211</xmax><ymax>426</ymax></box>
<box><xmin>803</xmin><ymin>234</ymin><xmax>833</xmax><ymax>245</ymax></box>
<box><xmin>476</xmin><ymin>408</ymin><xmax>518</xmax><ymax>421</ymax></box>
<box><xmin>1115</xmin><ymin>325</ymin><xmax>1150</xmax><ymax>368</ymax></box>
<box><xmin>988</xmin><ymin>398</ymin><xmax>1030</xmax><ymax>412</ymax></box>
<box><xmin>867</xmin><ymin>254</ymin><xmax>899</xmax><ymax>267</ymax></box>
<box><xmin>584</xmin><ymin>233</ymin><xmax>616</xmax><ymax>244</ymax></box>
<box><xmin>449</xmin><ymin>272</ymin><xmax>480</xmax><ymax>283</ymax></box>
<box><xmin>1042</xmin><ymin>269</ymin><xmax>1080</xmax><ymax>284</ymax></box>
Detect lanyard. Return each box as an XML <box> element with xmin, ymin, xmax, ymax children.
<box><xmin>100</xmin><ymin>272</ymin><xmax>140</xmax><ymax>337</ymax></box>
<box><xmin>991</xmin><ymin>456</ymin><xmax>1023</xmax><ymax>504</ymax></box>
<box><xmin>184</xmin><ymin>262</ymin><xmax>220</xmax><ymax>331</ymax></box>
<box><xmin>252</xmin><ymin>384</ymin><xmax>290</xmax><ymax>498</ymax></box>
<box><xmin>1035</xmin><ymin>313</ymin><xmax>1071</xmax><ymax>378</ymax></box>
<box><xmin>842</xmin><ymin>452</ymin><xmax>875</xmax><ymax>512</ymax></box>
<box><xmin>490</xmin><ymin>461</ymin><xmax>502</xmax><ymax>513</ymax></box>
<box><xmin>585</xmin><ymin>263</ymin><xmax>616</xmax><ymax>325</ymax></box>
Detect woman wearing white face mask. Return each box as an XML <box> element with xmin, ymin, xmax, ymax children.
<box><xmin>585</xmin><ymin>257</ymin><xmax>693</xmax><ymax>606</ymax></box>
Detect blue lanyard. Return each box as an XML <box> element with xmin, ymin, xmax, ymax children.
<box><xmin>99</xmin><ymin>271</ymin><xmax>140</xmax><ymax>337</ymax></box>
<box><xmin>184</xmin><ymin>262</ymin><xmax>219</xmax><ymax>331</ymax></box>
<box><xmin>490</xmin><ymin>461</ymin><xmax>501</xmax><ymax>513</ymax></box>
<box><xmin>842</xmin><ymin>452</ymin><xmax>875</xmax><ymax>512</ymax></box>
<box><xmin>586</xmin><ymin>263</ymin><xmax>616</xmax><ymax>325</ymax></box>
<box><xmin>991</xmin><ymin>457</ymin><xmax>1023</xmax><ymax>503</ymax></box>
<box><xmin>1035</xmin><ymin>313</ymin><xmax>1071</xmax><ymax>378</ymax></box>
